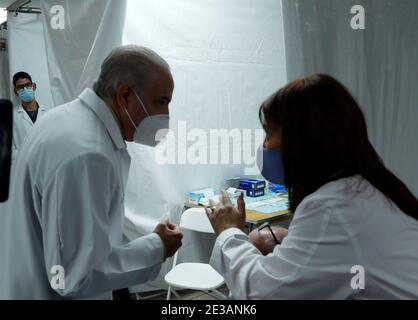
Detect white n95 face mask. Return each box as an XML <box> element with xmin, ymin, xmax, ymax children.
<box><xmin>124</xmin><ymin>90</ymin><xmax>170</xmax><ymax>147</ymax></box>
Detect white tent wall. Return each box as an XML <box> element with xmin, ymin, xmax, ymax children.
<box><xmin>4</xmin><ymin>0</ymin><xmax>416</xmax><ymax>297</ymax></box>
<box><xmin>7</xmin><ymin>12</ymin><xmax>53</xmax><ymax>109</ymax></box>
<box><xmin>39</xmin><ymin>0</ymin><xmax>127</xmax><ymax>106</ymax></box>
<box><xmin>122</xmin><ymin>0</ymin><xmax>287</xmax><ymax>292</ymax></box>
<box><xmin>282</xmin><ymin>0</ymin><xmax>418</xmax><ymax>196</ymax></box>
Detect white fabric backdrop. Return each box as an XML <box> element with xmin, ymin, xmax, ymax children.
<box><xmin>282</xmin><ymin>0</ymin><xmax>418</xmax><ymax>196</ymax></box>
<box><xmin>40</xmin><ymin>0</ymin><xmax>127</xmax><ymax>106</ymax></box>
<box><xmin>7</xmin><ymin>12</ymin><xmax>53</xmax><ymax>109</ymax></box>
<box><xmin>122</xmin><ymin>0</ymin><xmax>287</xmax><ymax>291</ymax></box>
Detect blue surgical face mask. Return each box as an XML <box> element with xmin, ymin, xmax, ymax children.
<box><xmin>18</xmin><ymin>87</ymin><xmax>35</xmax><ymax>103</ymax></box>
<box><xmin>256</xmin><ymin>145</ymin><xmax>285</xmax><ymax>185</ymax></box>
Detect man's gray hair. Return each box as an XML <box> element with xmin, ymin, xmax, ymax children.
<box><xmin>93</xmin><ymin>45</ymin><xmax>170</xmax><ymax>100</ymax></box>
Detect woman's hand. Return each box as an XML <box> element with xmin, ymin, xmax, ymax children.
<box><xmin>205</xmin><ymin>191</ymin><xmax>246</xmax><ymax>235</ymax></box>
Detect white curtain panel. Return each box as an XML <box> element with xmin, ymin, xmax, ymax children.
<box><xmin>7</xmin><ymin>12</ymin><xmax>54</xmax><ymax>109</ymax></box>
<box><xmin>122</xmin><ymin>0</ymin><xmax>287</xmax><ymax>291</ymax></box>
<box><xmin>120</xmin><ymin>0</ymin><xmax>288</xmax><ymax>291</ymax></box>
<box><xmin>40</xmin><ymin>0</ymin><xmax>127</xmax><ymax>106</ymax></box>
<box><xmin>282</xmin><ymin>0</ymin><xmax>418</xmax><ymax>196</ymax></box>
<box><xmin>122</xmin><ymin>0</ymin><xmax>287</xmax><ymax>229</ymax></box>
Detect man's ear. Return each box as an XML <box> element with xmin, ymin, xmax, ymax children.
<box><xmin>32</xmin><ymin>83</ymin><xmax>37</xmax><ymax>91</ymax></box>
<box><xmin>115</xmin><ymin>84</ymin><xmax>132</xmax><ymax>110</ymax></box>
<box><xmin>13</xmin><ymin>88</ymin><xmax>18</xmax><ymax>97</ymax></box>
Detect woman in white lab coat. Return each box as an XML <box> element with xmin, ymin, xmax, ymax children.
<box><xmin>207</xmin><ymin>74</ymin><xmax>418</xmax><ymax>299</ymax></box>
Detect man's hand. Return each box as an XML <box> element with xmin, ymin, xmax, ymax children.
<box><xmin>249</xmin><ymin>226</ymin><xmax>288</xmax><ymax>256</ymax></box>
<box><xmin>153</xmin><ymin>220</ymin><xmax>183</xmax><ymax>260</ymax></box>
<box><xmin>205</xmin><ymin>191</ymin><xmax>246</xmax><ymax>235</ymax></box>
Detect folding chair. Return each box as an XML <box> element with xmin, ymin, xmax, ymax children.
<box><xmin>164</xmin><ymin>208</ymin><xmax>228</xmax><ymax>300</ymax></box>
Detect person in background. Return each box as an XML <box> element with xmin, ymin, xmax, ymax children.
<box><xmin>207</xmin><ymin>74</ymin><xmax>418</xmax><ymax>299</ymax></box>
<box><xmin>0</xmin><ymin>46</ymin><xmax>182</xmax><ymax>299</ymax></box>
<box><xmin>11</xmin><ymin>72</ymin><xmax>48</xmax><ymax>161</ymax></box>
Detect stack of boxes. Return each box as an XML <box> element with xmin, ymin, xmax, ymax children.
<box><xmin>188</xmin><ymin>179</ymin><xmax>288</xmax><ymax>205</ymax></box>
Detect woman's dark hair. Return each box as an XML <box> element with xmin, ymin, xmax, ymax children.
<box><xmin>260</xmin><ymin>74</ymin><xmax>418</xmax><ymax>219</ymax></box>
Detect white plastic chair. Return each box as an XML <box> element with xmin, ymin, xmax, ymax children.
<box><xmin>164</xmin><ymin>207</ymin><xmax>228</xmax><ymax>300</ymax></box>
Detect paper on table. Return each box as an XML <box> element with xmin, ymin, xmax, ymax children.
<box><xmin>246</xmin><ymin>198</ymin><xmax>289</xmax><ymax>214</ymax></box>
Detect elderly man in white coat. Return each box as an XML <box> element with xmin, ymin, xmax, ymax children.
<box><xmin>0</xmin><ymin>45</ymin><xmax>183</xmax><ymax>299</ymax></box>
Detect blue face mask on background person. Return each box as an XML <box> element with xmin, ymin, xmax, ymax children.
<box><xmin>256</xmin><ymin>145</ymin><xmax>285</xmax><ymax>185</ymax></box>
<box><xmin>124</xmin><ymin>90</ymin><xmax>170</xmax><ymax>147</ymax></box>
<box><xmin>18</xmin><ymin>87</ymin><xmax>35</xmax><ymax>103</ymax></box>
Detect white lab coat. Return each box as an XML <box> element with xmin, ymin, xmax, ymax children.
<box><xmin>12</xmin><ymin>104</ymin><xmax>48</xmax><ymax>162</ymax></box>
<box><xmin>0</xmin><ymin>89</ymin><xmax>164</xmax><ymax>299</ymax></box>
<box><xmin>210</xmin><ymin>176</ymin><xmax>418</xmax><ymax>299</ymax></box>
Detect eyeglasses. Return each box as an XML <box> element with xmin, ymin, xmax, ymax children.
<box><xmin>16</xmin><ymin>84</ymin><xmax>33</xmax><ymax>91</ymax></box>
<box><xmin>258</xmin><ymin>223</ymin><xmax>281</xmax><ymax>245</ymax></box>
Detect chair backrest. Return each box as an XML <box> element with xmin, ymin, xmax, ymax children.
<box><xmin>180</xmin><ymin>208</ymin><xmax>215</xmax><ymax>233</ymax></box>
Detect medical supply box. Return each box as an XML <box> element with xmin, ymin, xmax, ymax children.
<box><xmin>268</xmin><ymin>182</ymin><xmax>287</xmax><ymax>194</ymax></box>
<box><xmin>246</xmin><ymin>189</ymin><xmax>265</xmax><ymax>198</ymax></box>
<box><xmin>239</xmin><ymin>179</ymin><xmax>266</xmax><ymax>198</ymax></box>
<box><xmin>188</xmin><ymin>188</ymin><xmax>215</xmax><ymax>205</ymax></box>
<box><xmin>239</xmin><ymin>179</ymin><xmax>266</xmax><ymax>191</ymax></box>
